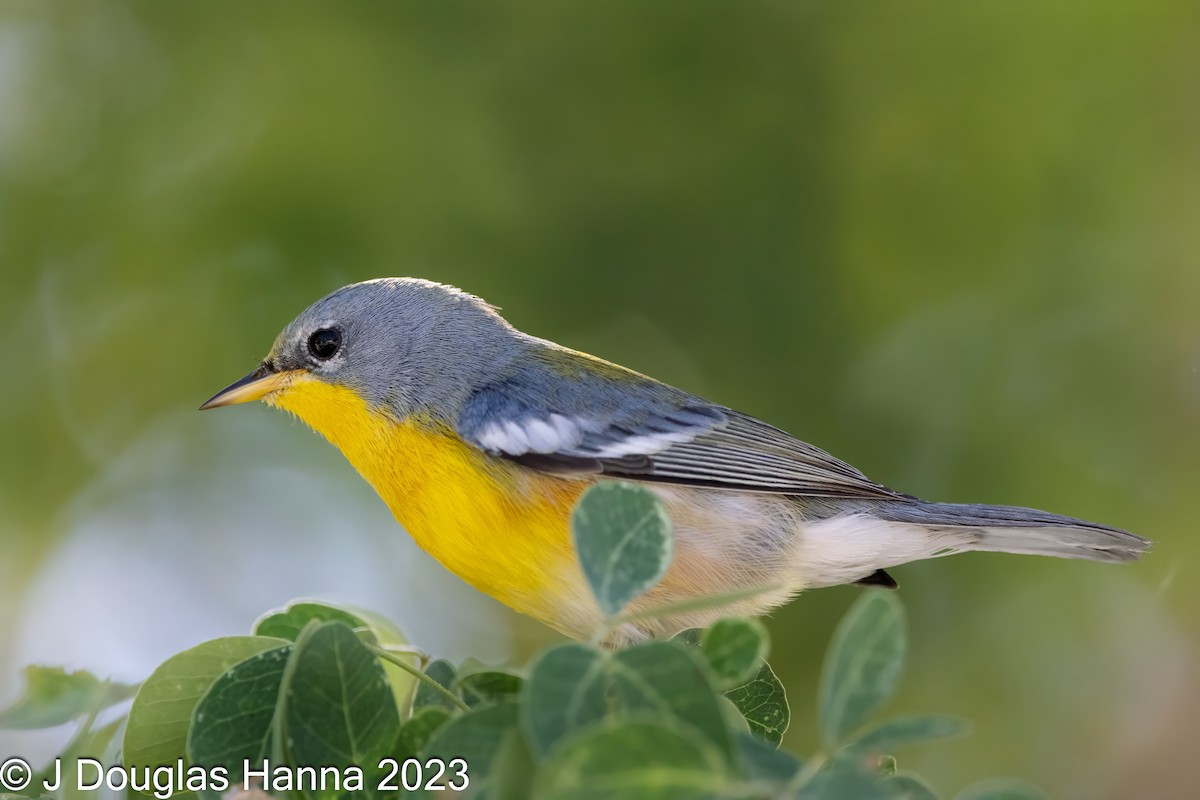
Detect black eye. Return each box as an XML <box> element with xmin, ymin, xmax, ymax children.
<box><xmin>307</xmin><ymin>328</ymin><xmax>341</xmax><ymax>360</ymax></box>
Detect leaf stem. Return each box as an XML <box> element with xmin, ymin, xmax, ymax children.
<box><xmin>376</xmin><ymin>643</ymin><xmax>432</xmax><ymax>669</ymax></box>
<box><xmin>367</xmin><ymin>644</ymin><xmax>469</xmax><ymax>713</ymax></box>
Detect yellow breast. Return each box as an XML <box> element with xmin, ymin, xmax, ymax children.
<box><xmin>267</xmin><ymin>375</ymin><xmax>587</xmax><ymax>621</ymax></box>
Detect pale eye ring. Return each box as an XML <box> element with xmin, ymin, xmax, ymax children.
<box><xmin>307</xmin><ymin>328</ymin><xmax>341</xmax><ymax>360</ymax></box>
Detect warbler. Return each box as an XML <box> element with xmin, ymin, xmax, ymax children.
<box><xmin>201</xmin><ymin>278</ymin><xmax>1149</xmax><ymax>640</ymax></box>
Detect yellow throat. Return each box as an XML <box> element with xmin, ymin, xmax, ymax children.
<box><xmin>265</xmin><ymin>373</ymin><xmax>586</xmax><ymax>621</ymax></box>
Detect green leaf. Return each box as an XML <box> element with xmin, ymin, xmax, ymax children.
<box><xmin>571</xmin><ymin>482</ymin><xmax>673</xmax><ymax>618</ymax></box>
<box><xmin>796</xmin><ymin>753</ymin><xmax>899</xmax><ymax>800</ymax></box>
<box><xmin>394</xmin><ymin>706</ymin><xmax>452</xmax><ymax>759</ymax></box>
<box><xmin>413</xmin><ymin>659</ymin><xmax>459</xmax><ymax>711</ymax></box>
<box><xmin>521</xmin><ymin>643</ymin><xmax>610</xmax><ymax>757</ymax></box>
<box><xmin>0</xmin><ymin>667</ymin><xmax>136</xmax><ymax>729</ymax></box>
<box><xmin>60</xmin><ymin>717</ymin><xmax>126</xmax><ymax>800</ymax></box>
<box><xmin>670</xmin><ymin>628</ymin><xmax>702</xmax><ymax>647</ymax></box>
<box><xmin>253</xmin><ymin>601</ymin><xmax>369</xmax><ymax>641</ymax></box>
<box><xmin>487</xmin><ymin>729</ymin><xmax>537</xmax><ymax>800</ymax></box>
<box><xmin>818</xmin><ymin>590</ymin><xmax>907</xmax><ymax>748</ymax></box>
<box><xmin>456</xmin><ymin>670</ymin><xmax>523</xmax><ymax>708</ymax></box>
<box><xmin>847</xmin><ymin>714</ymin><xmax>970</xmax><ymax>755</ymax></box>
<box><xmin>123</xmin><ymin>636</ymin><xmax>288</xmax><ymax>777</ymax></box>
<box><xmin>422</xmin><ymin>701</ymin><xmax>519</xmax><ymax>790</ymax></box>
<box><xmin>733</xmin><ymin>730</ymin><xmax>802</xmax><ymax>784</ymax></box>
<box><xmin>537</xmin><ymin>717</ymin><xmax>729</xmax><ymax>800</ymax></box>
<box><xmin>187</xmin><ymin>646</ymin><xmax>292</xmax><ymax>800</ymax></box>
<box><xmin>254</xmin><ymin>599</ymin><xmax>416</xmax><ymax>712</ymax></box>
<box><xmin>611</xmin><ymin>641</ymin><xmax>733</xmax><ymax>763</ymax></box>
<box><xmin>891</xmin><ymin>773</ymin><xmax>941</xmax><ymax>800</ymax></box>
<box><xmin>725</xmin><ymin>661</ymin><xmax>790</xmax><ymax>745</ymax></box>
<box><xmin>953</xmin><ymin>779</ymin><xmax>1050</xmax><ymax>800</ymax></box>
<box><xmin>284</xmin><ymin>621</ymin><xmax>401</xmax><ymax>794</ymax></box>
<box><xmin>717</xmin><ymin>695</ymin><xmax>751</xmax><ymax>736</ymax></box>
<box><xmin>700</xmin><ymin>618</ymin><xmax>769</xmax><ymax>689</ymax></box>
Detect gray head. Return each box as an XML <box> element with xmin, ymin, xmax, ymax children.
<box><xmin>201</xmin><ymin>278</ymin><xmax>526</xmax><ymax>421</ymax></box>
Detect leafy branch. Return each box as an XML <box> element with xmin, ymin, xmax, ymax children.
<box><xmin>0</xmin><ymin>482</ymin><xmax>1047</xmax><ymax>800</ymax></box>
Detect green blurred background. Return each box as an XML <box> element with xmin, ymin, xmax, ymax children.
<box><xmin>1</xmin><ymin>1</ymin><xmax>1197</xmax><ymax>797</ymax></box>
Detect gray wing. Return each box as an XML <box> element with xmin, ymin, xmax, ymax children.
<box><xmin>456</xmin><ymin>349</ymin><xmax>902</xmax><ymax>501</ymax></box>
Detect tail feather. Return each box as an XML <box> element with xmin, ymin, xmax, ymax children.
<box><xmin>874</xmin><ymin>501</ymin><xmax>1151</xmax><ymax>563</ymax></box>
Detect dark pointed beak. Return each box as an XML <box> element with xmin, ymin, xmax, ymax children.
<box><xmin>199</xmin><ymin>363</ymin><xmax>291</xmax><ymax>410</ymax></box>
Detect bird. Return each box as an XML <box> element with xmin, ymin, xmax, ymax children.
<box><xmin>200</xmin><ymin>278</ymin><xmax>1150</xmax><ymax>641</ymax></box>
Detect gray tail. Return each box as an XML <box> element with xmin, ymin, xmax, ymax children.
<box><xmin>874</xmin><ymin>500</ymin><xmax>1151</xmax><ymax>563</ymax></box>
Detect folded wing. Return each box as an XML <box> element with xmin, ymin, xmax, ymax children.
<box><xmin>456</xmin><ymin>348</ymin><xmax>902</xmax><ymax>501</ymax></box>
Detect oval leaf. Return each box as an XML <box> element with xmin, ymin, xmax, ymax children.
<box><xmin>423</xmin><ymin>701</ymin><xmax>519</xmax><ymax>791</ymax></box>
<box><xmin>890</xmin><ymin>773</ymin><xmax>941</xmax><ymax>800</ymax></box>
<box><xmin>457</xmin><ymin>670</ymin><xmax>523</xmax><ymax>708</ymax></box>
<box><xmin>725</xmin><ymin>662</ymin><xmax>790</xmax><ymax>745</ymax></box>
<box><xmin>254</xmin><ymin>599</ymin><xmax>416</xmax><ymax>712</ymax></box>
<box><xmin>253</xmin><ymin>601</ymin><xmax>368</xmax><ymax>641</ymax></box>
<box><xmin>611</xmin><ymin>641</ymin><xmax>733</xmax><ymax>764</ymax></box>
<box><xmin>187</xmin><ymin>646</ymin><xmax>292</xmax><ymax>800</ymax></box>
<box><xmin>284</xmin><ymin>622</ymin><xmax>401</xmax><ymax>786</ymax></box>
<box><xmin>0</xmin><ymin>667</ymin><xmax>135</xmax><ymax>730</ymax></box>
<box><xmin>489</xmin><ymin>729</ymin><xmax>537</xmax><ymax>800</ymax></box>
<box><xmin>734</xmin><ymin>730</ymin><xmax>802</xmax><ymax>784</ymax></box>
<box><xmin>394</xmin><ymin>706</ymin><xmax>452</xmax><ymax>760</ymax></box>
<box><xmin>795</xmin><ymin>752</ymin><xmax>894</xmax><ymax>800</ymax></box>
<box><xmin>818</xmin><ymin>590</ymin><xmax>906</xmax><ymax>748</ymax></box>
<box><xmin>701</xmin><ymin>618</ymin><xmax>769</xmax><ymax>689</ymax></box>
<box><xmin>413</xmin><ymin>658</ymin><xmax>459</xmax><ymax>712</ymax></box>
<box><xmin>537</xmin><ymin>717</ymin><xmax>728</xmax><ymax>800</ymax></box>
<box><xmin>123</xmin><ymin>636</ymin><xmax>288</xmax><ymax>776</ymax></box>
<box><xmin>847</xmin><ymin>714</ymin><xmax>970</xmax><ymax>755</ymax></box>
<box><xmin>671</xmin><ymin>628</ymin><xmax>702</xmax><ymax>647</ymax></box>
<box><xmin>521</xmin><ymin>643</ymin><xmax>610</xmax><ymax>757</ymax></box>
<box><xmin>571</xmin><ymin>482</ymin><xmax>673</xmax><ymax>618</ymax></box>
